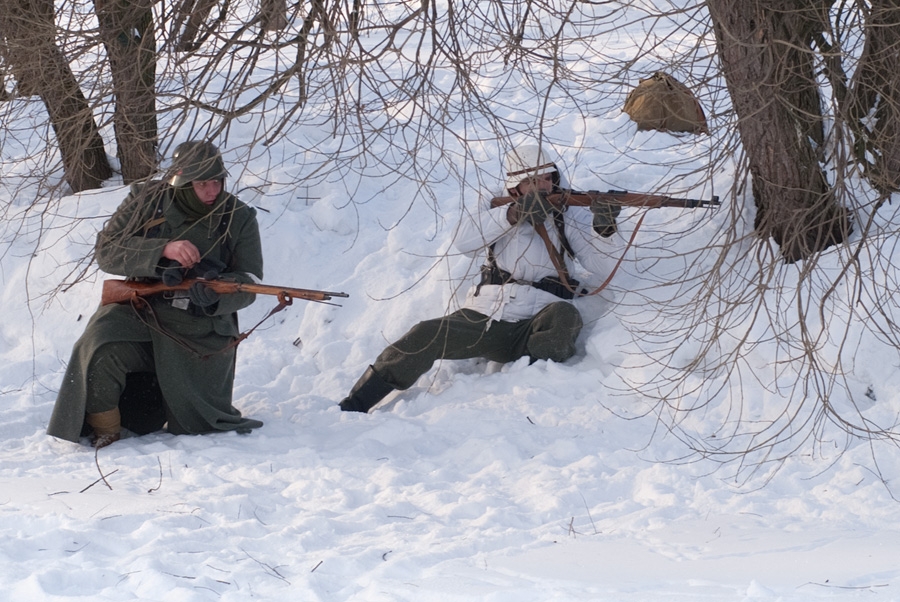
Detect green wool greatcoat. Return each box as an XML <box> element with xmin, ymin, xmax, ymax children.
<box><xmin>47</xmin><ymin>182</ymin><xmax>264</xmax><ymax>443</ymax></box>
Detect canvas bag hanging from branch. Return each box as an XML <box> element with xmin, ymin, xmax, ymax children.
<box><xmin>623</xmin><ymin>72</ymin><xmax>709</xmax><ymax>135</ymax></box>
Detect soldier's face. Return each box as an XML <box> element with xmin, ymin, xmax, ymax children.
<box><xmin>516</xmin><ymin>172</ymin><xmax>554</xmax><ymax>195</ymax></box>
<box><xmin>192</xmin><ymin>179</ymin><xmax>223</xmax><ymax>204</ymax></box>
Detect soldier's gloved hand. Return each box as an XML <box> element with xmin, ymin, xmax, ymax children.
<box><xmin>160</xmin><ymin>262</ymin><xmax>185</xmax><ymax>286</ymax></box>
<box><xmin>590</xmin><ymin>200</ymin><xmax>621</xmax><ymax>238</ymax></box>
<box><xmin>517</xmin><ymin>191</ymin><xmax>554</xmax><ymax>226</ymax></box>
<box><xmin>190</xmin><ymin>257</ymin><xmax>227</xmax><ymax>280</ymax></box>
<box><xmin>188</xmin><ymin>282</ymin><xmax>220</xmax><ymax>308</ymax></box>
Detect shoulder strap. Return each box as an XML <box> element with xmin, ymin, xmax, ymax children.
<box><xmin>479</xmin><ymin>215</ymin><xmax>577</xmax><ymax>296</ymax></box>
<box><xmin>474</xmin><ymin>243</ymin><xmax>499</xmax><ymax>297</ymax></box>
<box><xmin>533</xmin><ymin>222</ymin><xmax>577</xmax><ymax>295</ymax></box>
<box><xmin>142</xmin><ymin>212</ymin><xmax>166</xmax><ymax>236</ymax></box>
<box><xmin>135</xmin><ymin>182</ymin><xmax>168</xmax><ymax>238</ymax></box>
<box><xmin>552</xmin><ymin>210</ymin><xmax>576</xmax><ymax>258</ymax></box>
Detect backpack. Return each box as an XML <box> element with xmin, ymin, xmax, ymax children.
<box><xmin>623</xmin><ymin>72</ymin><xmax>709</xmax><ymax>135</ymax></box>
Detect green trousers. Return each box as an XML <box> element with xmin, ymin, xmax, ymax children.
<box><xmin>84</xmin><ymin>341</ymin><xmax>155</xmax><ymax>414</ymax></box>
<box><xmin>373</xmin><ymin>302</ymin><xmax>583</xmax><ymax>390</ymax></box>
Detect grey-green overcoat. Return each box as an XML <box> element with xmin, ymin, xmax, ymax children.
<box><xmin>47</xmin><ymin>182</ymin><xmax>264</xmax><ymax>443</ymax></box>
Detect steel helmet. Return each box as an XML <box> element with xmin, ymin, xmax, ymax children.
<box><xmin>169</xmin><ymin>141</ymin><xmax>228</xmax><ymax>187</ymax></box>
<box><xmin>503</xmin><ymin>145</ymin><xmax>560</xmax><ymax>191</ymax></box>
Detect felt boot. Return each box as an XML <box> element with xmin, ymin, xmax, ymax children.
<box><xmin>87</xmin><ymin>407</ymin><xmax>121</xmax><ymax>449</ymax></box>
<box><xmin>339</xmin><ymin>366</ymin><xmax>395</xmax><ymax>413</ymax></box>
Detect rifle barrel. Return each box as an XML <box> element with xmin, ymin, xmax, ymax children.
<box><xmin>490</xmin><ymin>190</ymin><xmax>719</xmax><ymax>209</ymax></box>
<box><xmin>206</xmin><ymin>280</ymin><xmax>349</xmax><ymax>302</ymax></box>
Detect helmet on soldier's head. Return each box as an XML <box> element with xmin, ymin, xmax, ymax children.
<box><xmin>503</xmin><ymin>145</ymin><xmax>560</xmax><ymax>192</ymax></box>
<box><xmin>169</xmin><ymin>141</ymin><xmax>228</xmax><ymax>187</ymax></box>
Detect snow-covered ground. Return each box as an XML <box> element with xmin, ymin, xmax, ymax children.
<box><xmin>4</xmin><ymin>133</ymin><xmax>900</xmax><ymax>599</ymax></box>
<box><xmin>3</xmin><ymin>4</ymin><xmax>900</xmax><ymax>600</ymax></box>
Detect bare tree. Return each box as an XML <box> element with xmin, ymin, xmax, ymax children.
<box><xmin>168</xmin><ymin>0</ymin><xmax>223</xmax><ymax>52</ymax></box>
<box><xmin>843</xmin><ymin>1</ymin><xmax>900</xmax><ymax>194</ymax></box>
<box><xmin>707</xmin><ymin>0</ymin><xmax>851</xmax><ymax>263</ymax></box>
<box><xmin>92</xmin><ymin>0</ymin><xmax>158</xmax><ymax>182</ymax></box>
<box><xmin>0</xmin><ymin>0</ymin><xmax>111</xmax><ymax>192</ymax></box>
<box><xmin>628</xmin><ymin>1</ymin><xmax>900</xmax><ymax>476</ymax></box>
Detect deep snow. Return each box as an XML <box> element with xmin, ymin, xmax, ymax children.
<box><xmin>3</xmin><ymin>131</ymin><xmax>900</xmax><ymax>600</ymax></box>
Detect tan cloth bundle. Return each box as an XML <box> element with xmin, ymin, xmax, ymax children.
<box><xmin>623</xmin><ymin>72</ymin><xmax>709</xmax><ymax>135</ymax></box>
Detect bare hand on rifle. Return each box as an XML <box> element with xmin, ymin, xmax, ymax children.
<box><xmin>162</xmin><ymin>240</ymin><xmax>201</xmax><ymax>269</ymax></box>
<box><xmin>160</xmin><ymin>243</ymin><xmax>226</xmax><ymax>298</ymax></box>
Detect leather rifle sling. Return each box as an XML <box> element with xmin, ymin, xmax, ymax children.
<box><xmin>534</xmin><ymin>212</ymin><xmax>648</xmax><ymax>298</ymax></box>
<box><xmin>533</xmin><ymin>222</ymin><xmax>579</xmax><ymax>295</ymax></box>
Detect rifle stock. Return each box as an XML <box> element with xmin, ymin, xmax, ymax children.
<box><xmin>490</xmin><ymin>189</ymin><xmax>720</xmax><ymax>209</ymax></box>
<box><xmin>101</xmin><ymin>278</ymin><xmax>349</xmax><ymax>307</ymax></box>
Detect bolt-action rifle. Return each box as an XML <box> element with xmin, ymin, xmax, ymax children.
<box><xmin>488</xmin><ymin>188</ymin><xmax>719</xmax><ymax>298</ymax></box>
<box><xmin>490</xmin><ymin>189</ymin><xmax>720</xmax><ymax>209</ymax></box>
<box><xmin>101</xmin><ymin>278</ymin><xmax>349</xmax><ymax>307</ymax></box>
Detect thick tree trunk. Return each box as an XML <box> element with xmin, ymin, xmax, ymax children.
<box><xmin>707</xmin><ymin>0</ymin><xmax>851</xmax><ymax>262</ymax></box>
<box><xmin>847</xmin><ymin>1</ymin><xmax>900</xmax><ymax>193</ymax></box>
<box><xmin>0</xmin><ymin>0</ymin><xmax>112</xmax><ymax>192</ymax></box>
<box><xmin>93</xmin><ymin>0</ymin><xmax>158</xmax><ymax>183</ymax></box>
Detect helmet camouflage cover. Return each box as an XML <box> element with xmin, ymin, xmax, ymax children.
<box><xmin>169</xmin><ymin>141</ymin><xmax>228</xmax><ymax>187</ymax></box>
<box><xmin>503</xmin><ymin>144</ymin><xmax>560</xmax><ymax>191</ymax></box>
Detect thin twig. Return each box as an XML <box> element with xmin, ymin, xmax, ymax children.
<box><xmin>242</xmin><ymin>548</ymin><xmax>290</xmax><ymax>584</ymax></box>
<box><xmin>148</xmin><ymin>456</ymin><xmax>163</xmax><ymax>493</ymax></box>
<box><xmin>80</xmin><ymin>469</ymin><xmax>119</xmax><ymax>493</ymax></box>
<box><xmin>580</xmin><ymin>492</ymin><xmax>599</xmax><ymax>534</ymax></box>
<box><xmin>93</xmin><ymin>445</ymin><xmax>114</xmax><ymax>490</ymax></box>
<box><xmin>804</xmin><ymin>581</ymin><xmax>888</xmax><ymax>591</ymax></box>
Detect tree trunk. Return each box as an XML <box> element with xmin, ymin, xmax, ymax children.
<box><xmin>846</xmin><ymin>1</ymin><xmax>900</xmax><ymax>193</ymax></box>
<box><xmin>260</xmin><ymin>0</ymin><xmax>287</xmax><ymax>32</ymax></box>
<box><xmin>707</xmin><ymin>0</ymin><xmax>851</xmax><ymax>262</ymax></box>
<box><xmin>0</xmin><ymin>43</ymin><xmax>12</xmax><ymax>101</ymax></box>
<box><xmin>0</xmin><ymin>0</ymin><xmax>112</xmax><ymax>192</ymax></box>
<box><xmin>170</xmin><ymin>0</ymin><xmax>219</xmax><ymax>52</ymax></box>
<box><xmin>93</xmin><ymin>0</ymin><xmax>158</xmax><ymax>183</ymax></box>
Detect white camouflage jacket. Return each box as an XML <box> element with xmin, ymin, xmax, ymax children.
<box><xmin>453</xmin><ymin>195</ymin><xmax>617</xmax><ymax>322</ymax></box>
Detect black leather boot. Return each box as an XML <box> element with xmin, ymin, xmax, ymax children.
<box><xmin>339</xmin><ymin>365</ymin><xmax>395</xmax><ymax>413</ymax></box>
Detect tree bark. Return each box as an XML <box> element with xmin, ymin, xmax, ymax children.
<box><xmin>0</xmin><ymin>0</ymin><xmax>112</xmax><ymax>192</ymax></box>
<box><xmin>707</xmin><ymin>0</ymin><xmax>851</xmax><ymax>262</ymax></box>
<box><xmin>170</xmin><ymin>0</ymin><xmax>219</xmax><ymax>52</ymax></box>
<box><xmin>846</xmin><ymin>1</ymin><xmax>900</xmax><ymax>193</ymax></box>
<box><xmin>260</xmin><ymin>0</ymin><xmax>287</xmax><ymax>32</ymax></box>
<box><xmin>0</xmin><ymin>42</ymin><xmax>11</xmax><ymax>101</ymax></box>
<box><xmin>93</xmin><ymin>0</ymin><xmax>158</xmax><ymax>183</ymax></box>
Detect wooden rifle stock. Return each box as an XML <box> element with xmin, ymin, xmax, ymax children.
<box><xmin>101</xmin><ymin>278</ymin><xmax>349</xmax><ymax>307</ymax></box>
<box><xmin>490</xmin><ymin>189</ymin><xmax>720</xmax><ymax>209</ymax></box>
